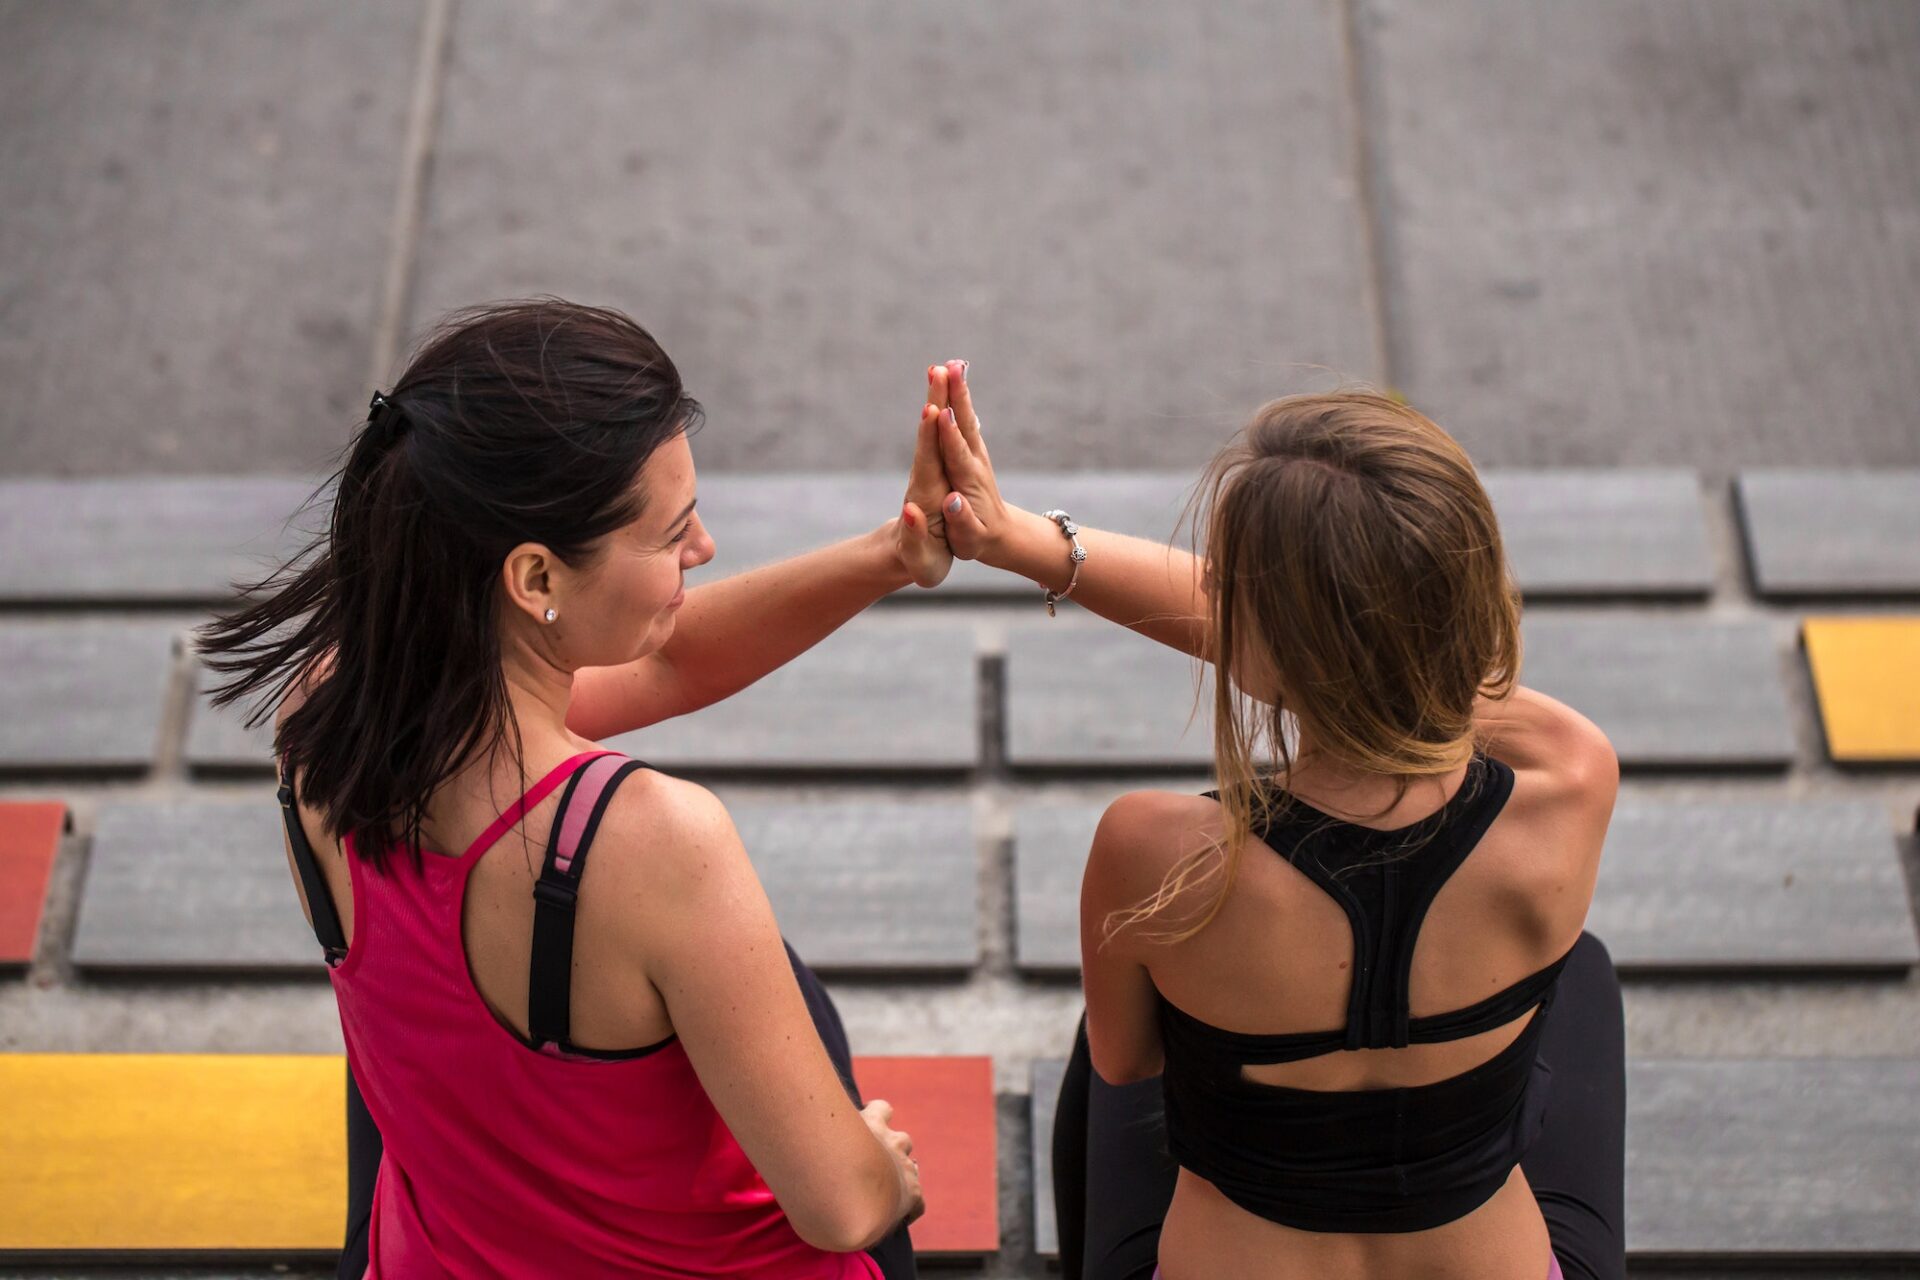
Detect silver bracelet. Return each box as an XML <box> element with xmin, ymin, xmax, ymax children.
<box><xmin>1041</xmin><ymin>509</ymin><xmax>1087</xmax><ymax>617</ymax></box>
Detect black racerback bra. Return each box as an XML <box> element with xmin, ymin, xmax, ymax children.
<box><xmin>1157</xmin><ymin>750</ymin><xmax>1574</xmax><ymax>1233</ymax></box>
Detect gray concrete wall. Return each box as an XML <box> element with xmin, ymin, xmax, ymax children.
<box><xmin>4</xmin><ymin>1</ymin><xmax>1916</xmax><ymax>476</ymax></box>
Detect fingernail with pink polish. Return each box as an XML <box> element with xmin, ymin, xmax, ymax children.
<box><xmin>943</xmin><ymin>408</ymin><xmax>956</xmax><ymax>427</ymax></box>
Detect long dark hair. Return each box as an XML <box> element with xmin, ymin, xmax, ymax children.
<box><xmin>198</xmin><ymin>298</ymin><xmax>702</xmax><ymax>865</ymax></box>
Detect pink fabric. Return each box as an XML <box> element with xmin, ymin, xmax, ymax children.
<box><xmin>553</xmin><ymin>753</ymin><xmax>627</xmax><ymax>874</ymax></box>
<box><xmin>332</xmin><ymin>750</ymin><xmax>881</xmax><ymax>1279</ymax></box>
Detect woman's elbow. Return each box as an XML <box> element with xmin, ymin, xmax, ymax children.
<box><xmin>1090</xmin><ymin>1040</ymin><xmax>1164</xmax><ymax>1087</ymax></box>
<box><xmin>785</xmin><ymin>1153</ymin><xmax>902</xmax><ymax>1254</ymax></box>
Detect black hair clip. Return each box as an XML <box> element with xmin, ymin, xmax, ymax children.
<box><xmin>366</xmin><ymin>390</ymin><xmax>408</xmax><ymax>442</ymax></box>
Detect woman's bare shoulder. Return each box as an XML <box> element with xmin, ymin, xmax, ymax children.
<box><xmin>1477</xmin><ymin>728</ymin><xmax>1619</xmax><ymax>950</ymax></box>
<box><xmin>1479</xmin><ymin>685</ymin><xmax>1620</xmax><ymax>813</ymax></box>
<box><xmin>1097</xmin><ymin>788</ymin><xmax>1226</xmax><ymax>852</ymax></box>
<box><xmin>1086</xmin><ymin>789</ymin><xmax>1230</xmax><ymax>903</ymax></box>
<box><xmin>586</xmin><ymin>767</ymin><xmax>754</xmax><ymax>893</ymax></box>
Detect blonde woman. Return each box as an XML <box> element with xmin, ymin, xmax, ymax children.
<box><xmin>924</xmin><ymin>363</ymin><xmax>1625</xmax><ymax>1280</ymax></box>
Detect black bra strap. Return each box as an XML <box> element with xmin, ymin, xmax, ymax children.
<box><xmin>528</xmin><ymin>757</ymin><xmax>645</xmax><ymax>1050</ymax></box>
<box><xmin>1408</xmin><ymin>947</ymin><xmax>1574</xmax><ymax>1043</ymax></box>
<box><xmin>276</xmin><ymin>758</ymin><xmax>348</xmax><ymax>965</ymax></box>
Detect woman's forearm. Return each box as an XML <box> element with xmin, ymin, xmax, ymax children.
<box><xmin>986</xmin><ymin>505</ymin><xmax>1214</xmax><ymax>660</ymax></box>
<box><xmin>657</xmin><ymin>520</ymin><xmax>914</xmax><ymax>711</ymax></box>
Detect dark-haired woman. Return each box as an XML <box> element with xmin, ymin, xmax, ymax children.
<box><xmin>200</xmin><ymin>301</ymin><xmax>963</xmax><ymax>1279</ymax></box>
<box><xmin>922</xmin><ymin>364</ymin><xmax>1626</xmax><ymax>1280</ymax></box>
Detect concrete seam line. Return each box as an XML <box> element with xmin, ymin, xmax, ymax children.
<box><xmin>369</xmin><ymin>0</ymin><xmax>456</xmax><ymax>390</ymax></box>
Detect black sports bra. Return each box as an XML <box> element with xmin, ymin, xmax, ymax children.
<box><xmin>1156</xmin><ymin>751</ymin><xmax>1574</xmax><ymax>1233</ymax></box>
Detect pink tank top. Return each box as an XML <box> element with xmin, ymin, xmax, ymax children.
<box><xmin>329</xmin><ymin>750</ymin><xmax>883</xmax><ymax>1279</ymax></box>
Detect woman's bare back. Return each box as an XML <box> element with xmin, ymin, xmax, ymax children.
<box><xmin>1135</xmin><ymin>747</ymin><xmax>1611</xmax><ymax>1280</ymax></box>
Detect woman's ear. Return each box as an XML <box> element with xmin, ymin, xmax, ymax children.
<box><xmin>500</xmin><ymin>542</ymin><xmax>559</xmax><ymax>624</ymax></box>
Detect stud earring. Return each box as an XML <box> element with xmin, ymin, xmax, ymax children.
<box><xmin>543</xmin><ymin>608</ymin><xmax>557</xmax><ymax>623</ymax></box>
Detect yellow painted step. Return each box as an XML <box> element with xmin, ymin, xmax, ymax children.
<box><xmin>1803</xmin><ymin>617</ymin><xmax>1920</xmax><ymax>762</ymax></box>
<box><xmin>0</xmin><ymin>1054</ymin><xmax>342</xmax><ymax>1253</ymax></box>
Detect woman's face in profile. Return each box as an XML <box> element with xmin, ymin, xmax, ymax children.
<box><xmin>563</xmin><ymin>432</ymin><xmax>715</xmax><ymax>668</ymax></box>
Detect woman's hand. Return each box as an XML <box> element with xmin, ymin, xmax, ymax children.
<box><xmin>928</xmin><ymin>360</ymin><xmax>1016</xmax><ymax>566</ymax></box>
<box><xmin>860</xmin><ymin>1098</ymin><xmax>927</xmax><ymax>1227</ymax></box>
<box><xmin>918</xmin><ymin>359</ymin><xmax>1216</xmax><ymax>658</ymax></box>
<box><xmin>894</xmin><ymin>366</ymin><xmax>955</xmax><ymax>588</ymax></box>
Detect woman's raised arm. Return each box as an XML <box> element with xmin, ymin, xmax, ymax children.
<box><xmin>568</xmin><ymin>372</ymin><xmax>955</xmax><ymax>740</ymax></box>
<box><xmin>928</xmin><ymin>361</ymin><xmax>1612</xmax><ymax>777</ymax></box>
<box><xmin>930</xmin><ymin>361</ymin><xmax>1215</xmax><ymax>661</ymax></box>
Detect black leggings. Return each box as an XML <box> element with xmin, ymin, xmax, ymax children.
<box><xmin>340</xmin><ymin>941</ymin><xmax>916</xmax><ymax>1280</ymax></box>
<box><xmin>1051</xmin><ymin>932</ymin><xmax>1626</xmax><ymax>1280</ymax></box>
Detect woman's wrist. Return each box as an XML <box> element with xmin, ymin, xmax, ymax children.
<box><xmin>869</xmin><ymin>519</ymin><xmax>920</xmax><ymax>594</ymax></box>
<box><xmin>988</xmin><ymin>505</ymin><xmax>1076</xmax><ymax>593</ymax></box>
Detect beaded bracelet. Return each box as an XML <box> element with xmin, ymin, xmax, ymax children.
<box><xmin>1040</xmin><ymin>509</ymin><xmax>1088</xmax><ymax>617</ymax></box>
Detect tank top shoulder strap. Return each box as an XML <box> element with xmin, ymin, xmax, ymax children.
<box><xmin>274</xmin><ymin>748</ymin><xmax>627</xmax><ymax>969</ymax></box>
<box><xmin>277</xmin><ymin>757</ymin><xmax>348</xmax><ymax>967</ymax></box>
<box><xmin>527</xmin><ymin>753</ymin><xmax>650</xmax><ymax>1050</ymax></box>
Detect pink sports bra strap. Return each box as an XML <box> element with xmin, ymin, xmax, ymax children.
<box><xmin>526</xmin><ymin>753</ymin><xmax>647</xmax><ymax>1050</ymax></box>
<box><xmin>553</xmin><ymin>754</ymin><xmax>632</xmax><ymax>874</ymax></box>
<box><xmin>461</xmin><ymin>750</ymin><xmax>620</xmax><ymax>861</ymax></box>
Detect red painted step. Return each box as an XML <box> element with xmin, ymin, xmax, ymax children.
<box><xmin>0</xmin><ymin>801</ymin><xmax>65</xmax><ymax>966</ymax></box>
<box><xmin>853</xmin><ymin>1055</ymin><xmax>998</xmax><ymax>1256</ymax></box>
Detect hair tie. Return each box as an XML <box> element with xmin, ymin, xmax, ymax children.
<box><xmin>367</xmin><ymin>391</ymin><xmax>409</xmax><ymax>443</ymax></box>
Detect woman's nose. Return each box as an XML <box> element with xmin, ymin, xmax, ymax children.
<box><xmin>688</xmin><ymin>517</ymin><xmax>717</xmax><ymax>567</ymax></box>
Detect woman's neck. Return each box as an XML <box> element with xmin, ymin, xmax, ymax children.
<box><xmin>1276</xmin><ymin>730</ymin><xmax>1474</xmax><ymax>819</ymax></box>
<box><xmin>497</xmin><ymin>630</ymin><xmax>584</xmax><ymax>757</ymax></box>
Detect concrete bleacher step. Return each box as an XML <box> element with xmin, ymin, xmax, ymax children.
<box><xmin>1518</xmin><ymin>615</ymin><xmax>1797</xmax><ymax>767</ymax></box>
<box><xmin>4</xmin><ymin>468</ymin><xmax>1718</xmax><ymax>609</ymax></box>
<box><xmin>0</xmin><ymin>1053</ymin><xmax>994</xmax><ymax>1260</ymax></box>
<box><xmin>664</xmin><ymin>464</ymin><xmax>1712</xmax><ymax>603</ymax></box>
<box><xmin>700</xmin><ymin>467</ymin><xmax>1713</xmax><ymax>602</ymax></box>
<box><xmin>1626</xmin><ymin>1057</ymin><xmax>1920</xmax><ymax>1258</ymax></box>
<box><xmin>1004</xmin><ymin>624</ymin><xmax>1214</xmax><ymax>769</ymax></box>
<box><xmin>189</xmin><ymin>621</ymin><xmax>984</xmax><ymax>776</ymax></box>
<box><xmin>1029</xmin><ymin>1056</ymin><xmax>1920</xmax><ymax>1262</ymax></box>
<box><xmin>1802</xmin><ymin>616</ymin><xmax>1920</xmax><ymax>764</ymax></box>
<box><xmin>1028</xmin><ymin>1058</ymin><xmax>1067</xmax><ymax>1259</ymax></box>
<box><xmin>70</xmin><ymin>801</ymin><xmax>318</xmax><ymax>973</ymax></box>
<box><xmin>0</xmin><ymin>477</ymin><xmax>317</xmax><ymax>604</ymax></box>
<box><xmin>185</xmin><ymin>659</ymin><xmax>275</xmax><ymax>771</ymax></box>
<box><xmin>1011</xmin><ymin>798</ymin><xmax>1920</xmax><ymax>974</ymax></box>
<box><xmin>725</xmin><ymin>800</ymin><xmax>980</xmax><ymax>972</ymax></box>
<box><xmin>1737</xmin><ymin>470</ymin><xmax>1920</xmax><ymax>598</ymax></box>
<box><xmin>608</xmin><ymin>619</ymin><xmax>980</xmax><ymax>771</ymax></box>
<box><xmin>1480</xmin><ymin>468</ymin><xmax>1714</xmax><ymax>598</ymax></box>
<box><xmin>0</xmin><ymin>801</ymin><xmax>66</xmax><ymax>968</ymax></box>
<box><xmin>0</xmin><ymin>622</ymin><xmax>177</xmax><ymax>772</ymax></box>
<box><xmin>1586</xmin><ymin>800</ymin><xmax>1920</xmax><ymax>971</ymax></box>
<box><xmin>1004</xmin><ymin>615</ymin><xmax>1800</xmax><ymax>771</ymax></box>
<box><xmin>70</xmin><ymin>796</ymin><xmax>979</xmax><ymax>976</ymax></box>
